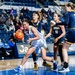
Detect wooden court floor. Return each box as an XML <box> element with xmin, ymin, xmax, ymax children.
<box><xmin>0</xmin><ymin>56</ymin><xmax>75</xmax><ymax>75</ymax></box>
<box><xmin>0</xmin><ymin>56</ymin><xmax>75</xmax><ymax>71</ymax></box>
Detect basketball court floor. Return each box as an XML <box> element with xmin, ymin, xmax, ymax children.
<box><xmin>0</xmin><ymin>56</ymin><xmax>75</xmax><ymax>75</ymax></box>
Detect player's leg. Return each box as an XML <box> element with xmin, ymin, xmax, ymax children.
<box><xmin>58</xmin><ymin>42</ymin><xmax>70</xmax><ymax>72</ymax></box>
<box><xmin>0</xmin><ymin>47</ymin><xmax>6</xmax><ymax>59</ymax></box>
<box><xmin>32</xmin><ymin>48</ymin><xmax>39</xmax><ymax>70</ymax></box>
<box><xmin>59</xmin><ymin>30</ymin><xmax>75</xmax><ymax>72</ymax></box>
<box><xmin>42</xmin><ymin>39</ymin><xmax>52</xmax><ymax>67</ymax></box>
<box><xmin>54</xmin><ymin>46</ymin><xmax>58</xmax><ymax>61</ymax></box>
<box><xmin>14</xmin><ymin>47</ymin><xmax>36</xmax><ymax>72</ymax></box>
<box><xmin>58</xmin><ymin>44</ymin><xmax>64</xmax><ymax>66</ymax></box>
<box><xmin>41</xmin><ymin>47</ymin><xmax>60</xmax><ymax>70</ymax></box>
<box><xmin>41</xmin><ymin>47</ymin><xmax>53</xmax><ymax>62</ymax></box>
<box><xmin>62</xmin><ymin>43</ymin><xmax>70</xmax><ymax>68</ymax></box>
<box><xmin>53</xmin><ymin>41</ymin><xmax>59</xmax><ymax>70</ymax></box>
<box><xmin>42</xmin><ymin>59</ymin><xmax>52</xmax><ymax>67</ymax></box>
<box><xmin>53</xmin><ymin>45</ymin><xmax>58</xmax><ymax>70</ymax></box>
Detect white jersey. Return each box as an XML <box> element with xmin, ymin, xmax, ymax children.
<box><xmin>24</xmin><ymin>26</ymin><xmax>46</xmax><ymax>49</ymax></box>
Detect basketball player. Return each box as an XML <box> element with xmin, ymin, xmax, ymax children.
<box><xmin>45</xmin><ymin>12</ymin><xmax>66</xmax><ymax>70</ymax></box>
<box><xmin>58</xmin><ymin>3</ymin><xmax>75</xmax><ymax>72</ymax></box>
<box><xmin>31</xmin><ymin>11</ymin><xmax>51</xmax><ymax>70</ymax></box>
<box><xmin>14</xmin><ymin>19</ymin><xmax>54</xmax><ymax>72</ymax></box>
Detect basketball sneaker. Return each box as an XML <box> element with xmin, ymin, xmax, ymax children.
<box><xmin>53</xmin><ymin>60</ymin><xmax>58</xmax><ymax>71</ymax></box>
<box><xmin>58</xmin><ymin>63</ymin><xmax>64</xmax><ymax>71</ymax></box>
<box><xmin>34</xmin><ymin>63</ymin><xmax>38</xmax><ymax>70</ymax></box>
<box><xmin>43</xmin><ymin>62</ymin><xmax>52</xmax><ymax>68</ymax></box>
<box><xmin>58</xmin><ymin>67</ymin><xmax>70</xmax><ymax>72</ymax></box>
<box><xmin>14</xmin><ymin>66</ymin><xmax>22</xmax><ymax>72</ymax></box>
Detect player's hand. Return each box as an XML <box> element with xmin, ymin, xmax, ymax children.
<box><xmin>54</xmin><ymin>38</ymin><xmax>59</xmax><ymax>43</ymax></box>
<box><xmin>44</xmin><ymin>36</ymin><xmax>46</xmax><ymax>39</ymax></box>
<box><xmin>50</xmin><ymin>20</ymin><xmax>56</xmax><ymax>25</ymax></box>
<box><xmin>27</xmin><ymin>38</ymin><xmax>32</xmax><ymax>44</ymax></box>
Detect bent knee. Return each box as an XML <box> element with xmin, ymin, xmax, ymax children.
<box><xmin>42</xmin><ymin>56</ymin><xmax>46</xmax><ymax>60</ymax></box>
<box><xmin>25</xmin><ymin>53</ymin><xmax>30</xmax><ymax>58</ymax></box>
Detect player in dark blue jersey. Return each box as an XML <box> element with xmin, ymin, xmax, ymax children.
<box><xmin>45</xmin><ymin>12</ymin><xmax>66</xmax><ymax>70</ymax></box>
<box><xmin>31</xmin><ymin>11</ymin><xmax>51</xmax><ymax>70</ymax></box>
<box><xmin>58</xmin><ymin>3</ymin><xmax>75</xmax><ymax>72</ymax></box>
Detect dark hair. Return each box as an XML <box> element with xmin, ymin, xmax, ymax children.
<box><xmin>22</xmin><ymin>19</ymin><xmax>33</xmax><ymax>25</ymax></box>
<box><xmin>54</xmin><ymin>12</ymin><xmax>61</xmax><ymax>17</ymax></box>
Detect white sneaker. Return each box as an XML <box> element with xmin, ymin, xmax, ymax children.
<box><xmin>58</xmin><ymin>67</ymin><xmax>70</xmax><ymax>72</ymax></box>
<box><xmin>58</xmin><ymin>64</ymin><xmax>63</xmax><ymax>71</ymax></box>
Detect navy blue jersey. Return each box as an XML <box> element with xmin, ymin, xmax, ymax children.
<box><xmin>52</xmin><ymin>23</ymin><xmax>63</xmax><ymax>38</ymax></box>
<box><xmin>64</xmin><ymin>11</ymin><xmax>75</xmax><ymax>43</ymax></box>
<box><xmin>52</xmin><ymin>23</ymin><xmax>65</xmax><ymax>46</ymax></box>
<box><xmin>64</xmin><ymin>11</ymin><xmax>75</xmax><ymax>28</ymax></box>
<box><xmin>32</xmin><ymin>21</ymin><xmax>42</xmax><ymax>32</ymax></box>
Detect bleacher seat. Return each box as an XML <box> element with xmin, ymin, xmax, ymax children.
<box><xmin>0</xmin><ymin>31</ymin><xmax>13</xmax><ymax>43</ymax></box>
<box><xmin>44</xmin><ymin>2</ymin><xmax>56</xmax><ymax>7</ymax></box>
<box><xmin>3</xmin><ymin>0</ymin><xmax>40</xmax><ymax>8</ymax></box>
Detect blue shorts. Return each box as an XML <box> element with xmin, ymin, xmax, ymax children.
<box><xmin>35</xmin><ymin>47</ymin><xmax>39</xmax><ymax>54</ymax></box>
<box><xmin>66</xmin><ymin>30</ymin><xmax>75</xmax><ymax>43</ymax></box>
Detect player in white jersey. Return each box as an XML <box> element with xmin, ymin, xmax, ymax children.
<box><xmin>14</xmin><ymin>19</ymin><xmax>54</xmax><ymax>72</ymax></box>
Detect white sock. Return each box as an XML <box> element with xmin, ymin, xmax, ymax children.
<box><xmin>53</xmin><ymin>60</ymin><xmax>57</xmax><ymax>63</ymax></box>
<box><xmin>20</xmin><ymin>65</ymin><xmax>23</xmax><ymax>69</ymax></box>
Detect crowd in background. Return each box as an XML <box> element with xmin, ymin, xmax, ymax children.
<box><xmin>0</xmin><ymin>6</ymin><xmax>64</xmax><ymax>33</ymax></box>
<box><xmin>0</xmin><ymin>4</ymin><xmax>74</xmax><ymax>59</ymax></box>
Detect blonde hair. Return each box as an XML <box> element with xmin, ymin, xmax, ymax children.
<box><xmin>66</xmin><ymin>2</ymin><xmax>74</xmax><ymax>10</ymax></box>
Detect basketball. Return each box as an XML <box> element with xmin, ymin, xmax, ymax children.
<box><xmin>15</xmin><ymin>30</ymin><xmax>24</xmax><ymax>40</ymax></box>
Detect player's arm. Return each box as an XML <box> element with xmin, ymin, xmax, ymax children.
<box><xmin>44</xmin><ymin>27</ymin><xmax>52</xmax><ymax>39</ymax></box>
<box><xmin>54</xmin><ymin>25</ymin><xmax>66</xmax><ymax>43</ymax></box>
<box><xmin>58</xmin><ymin>25</ymin><xmax>66</xmax><ymax>39</ymax></box>
<box><xmin>45</xmin><ymin>20</ymin><xmax>55</xmax><ymax>39</ymax></box>
<box><xmin>27</xmin><ymin>26</ymin><xmax>40</xmax><ymax>43</ymax></box>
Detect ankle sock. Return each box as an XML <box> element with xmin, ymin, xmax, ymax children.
<box><xmin>63</xmin><ymin>62</ymin><xmax>68</xmax><ymax>68</ymax></box>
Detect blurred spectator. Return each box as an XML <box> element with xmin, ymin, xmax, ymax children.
<box><xmin>6</xmin><ymin>18</ymin><xmax>12</xmax><ymax>28</ymax></box>
<box><xmin>8</xmin><ymin>24</ymin><xmax>15</xmax><ymax>32</ymax></box>
<box><xmin>2</xmin><ymin>9</ymin><xmax>7</xmax><ymax>14</ymax></box>
<box><xmin>12</xmin><ymin>15</ymin><xmax>16</xmax><ymax>25</ymax></box>
<box><xmin>15</xmin><ymin>22</ymin><xmax>20</xmax><ymax>31</ymax></box>
<box><xmin>19</xmin><ymin>13</ymin><xmax>24</xmax><ymax>21</ymax></box>
<box><xmin>41</xmin><ymin>13</ymin><xmax>50</xmax><ymax>34</ymax></box>
<box><xmin>41</xmin><ymin>7</ymin><xmax>46</xmax><ymax>14</ymax></box>
<box><xmin>10</xmin><ymin>8</ymin><xmax>16</xmax><ymax>16</ymax></box>
<box><xmin>0</xmin><ymin>39</ymin><xmax>10</xmax><ymax>59</ymax></box>
<box><xmin>23</xmin><ymin>7</ymin><xmax>30</xmax><ymax>20</ymax></box>
<box><xmin>25</xmin><ymin>7</ymin><xmax>29</xmax><ymax>13</ymax></box>
<box><xmin>10</xmin><ymin>19</ymin><xmax>14</xmax><ymax>25</ymax></box>
<box><xmin>47</xmin><ymin>8</ymin><xmax>52</xmax><ymax>15</ymax></box>
<box><xmin>60</xmin><ymin>15</ymin><xmax>65</xmax><ymax>22</ymax></box>
<box><xmin>47</xmin><ymin>8</ymin><xmax>52</xmax><ymax>21</ymax></box>
<box><xmin>2</xmin><ymin>23</ymin><xmax>8</xmax><ymax>31</ymax></box>
<box><xmin>42</xmin><ymin>15</ymin><xmax>47</xmax><ymax>24</ymax></box>
<box><xmin>15</xmin><ymin>17</ymin><xmax>21</xmax><ymax>26</ymax></box>
<box><xmin>20</xmin><ymin>7</ymin><xmax>25</xmax><ymax>14</ymax></box>
<box><xmin>0</xmin><ymin>14</ymin><xmax>6</xmax><ymax>24</ymax></box>
<box><xmin>41</xmin><ymin>13</ymin><xmax>48</xmax><ymax>25</ymax></box>
<box><xmin>20</xmin><ymin>24</ymin><xmax>24</xmax><ymax>31</ymax></box>
<box><xmin>8</xmin><ymin>37</ymin><xmax>18</xmax><ymax>58</ymax></box>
